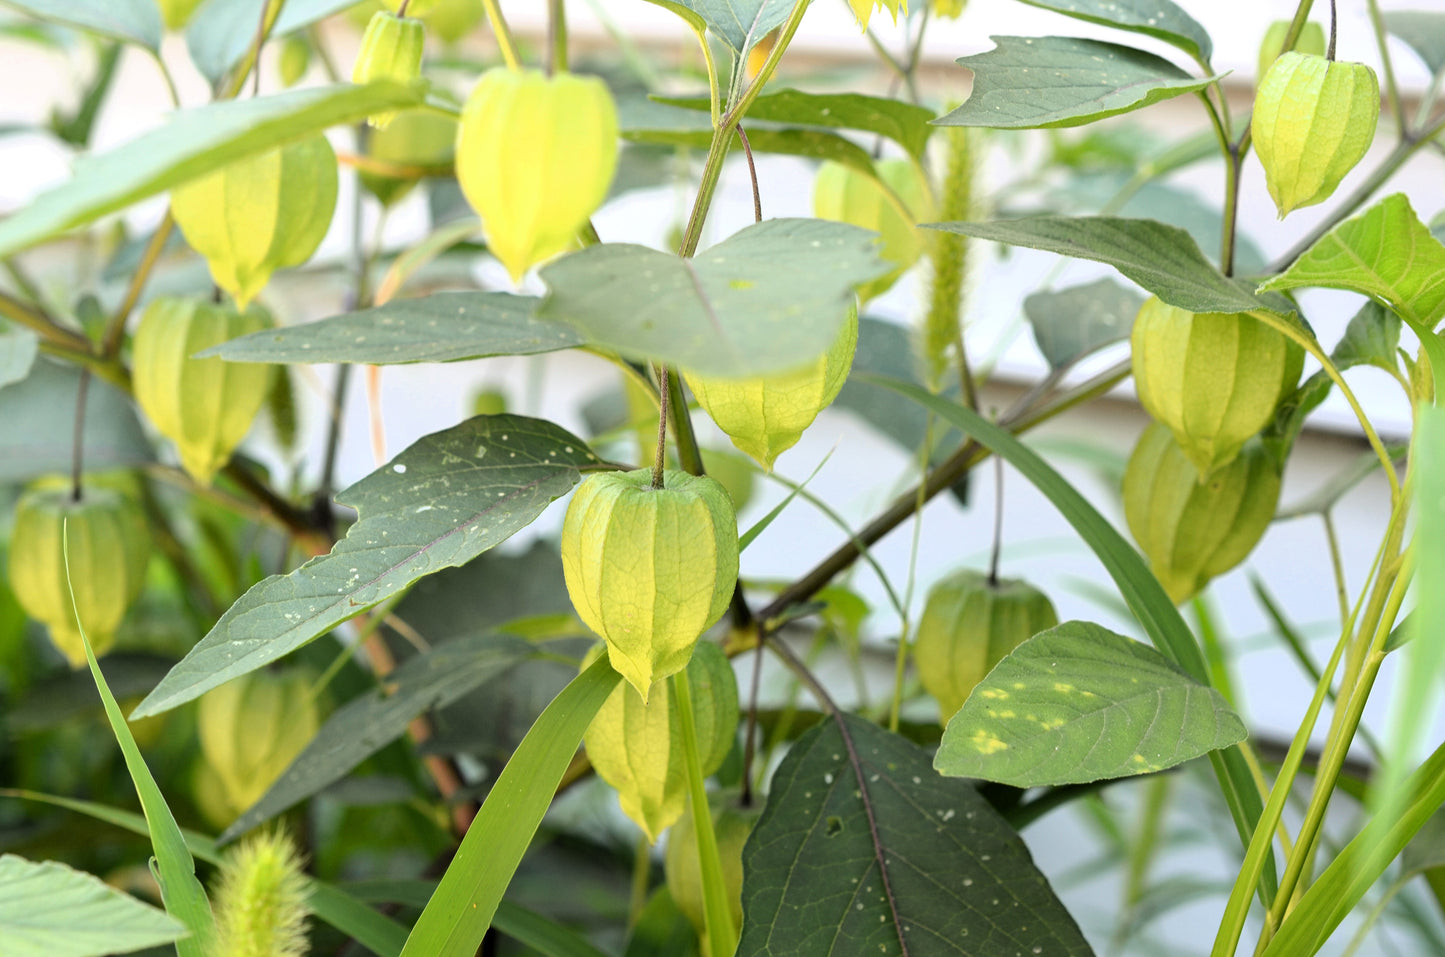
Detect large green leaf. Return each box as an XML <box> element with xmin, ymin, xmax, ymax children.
<box><xmin>0</xmin><ymin>324</ymin><xmax>38</xmax><ymax>389</ymax></box>
<box><xmin>0</xmin><ymin>81</ymin><xmax>424</xmax><ymax>259</ymax></box>
<box><xmin>400</xmin><ymin>656</ymin><xmax>622</xmax><ymax>956</ymax></box>
<box><xmin>1384</xmin><ymin>10</ymin><xmax>1445</xmax><ymax>75</ymax></box>
<box><xmin>1330</xmin><ymin>300</ymin><xmax>1401</xmax><ymax>376</ymax></box>
<box><xmin>131</xmin><ymin>415</ymin><xmax>598</xmax><ymax>718</ymax></box>
<box><xmin>219</xmin><ymin>634</ymin><xmax>531</xmax><ymax>842</ymax></box>
<box><xmin>643</xmin><ymin>0</ymin><xmax>791</xmax><ymax>55</ymax></box>
<box><xmin>652</xmin><ymin>88</ymin><xmax>936</xmax><ymax>164</ymax></box>
<box><xmin>1</xmin><ymin>789</ymin><xmax>412</xmax><ymax>957</ymax></box>
<box><xmin>1259</xmin><ymin>194</ymin><xmax>1445</xmax><ymax>328</ymax></box>
<box><xmin>936</xmin><ymin>621</ymin><xmax>1246</xmax><ymax>787</ymax></box>
<box><xmin>937</xmin><ymin>37</ymin><xmax>1221</xmax><ymax>130</ymax></box>
<box><xmin>0</xmin><ymin>855</ymin><xmax>184</xmax><ymax>957</ymax></box>
<box><xmin>207</xmin><ymin>293</ymin><xmax>583</xmax><ymax>365</ymax></box>
<box><xmin>0</xmin><ymin>0</ymin><xmax>160</xmax><ymax>49</ymax></box>
<box><xmin>186</xmin><ymin>0</ymin><xmax>355</xmax><ymax>85</ymax></box>
<box><xmin>929</xmin><ymin>215</ymin><xmax>1280</xmax><ymax>315</ymax></box>
<box><xmin>619</xmin><ymin>97</ymin><xmax>877</xmax><ymax>178</ymax></box>
<box><xmin>537</xmin><ymin>219</ymin><xmax>889</xmax><ymax>378</ymax></box>
<box><xmin>836</xmin><ymin>317</ymin><xmax>931</xmax><ymax>452</ymax></box>
<box><xmin>1014</xmin><ymin>0</ymin><xmax>1213</xmax><ymax>62</ymax></box>
<box><xmin>1024</xmin><ymin>277</ymin><xmax>1143</xmax><ymax>370</ymax></box>
<box><xmin>863</xmin><ymin>378</ymin><xmax>1275</xmax><ymax>897</ymax></box>
<box><xmin>739</xmin><ymin>714</ymin><xmax>1094</xmax><ymax>956</ymax></box>
<box><xmin>0</xmin><ymin>358</ymin><xmax>153</xmax><ymax>482</ymax></box>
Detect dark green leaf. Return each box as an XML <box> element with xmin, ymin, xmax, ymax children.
<box><xmin>936</xmin><ymin>621</ymin><xmax>1246</xmax><ymax>786</ymax></box>
<box><xmin>1259</xmin><ymin>194</ymin><xmax>1445</xmax><ymax>328</ymax></box>
<box><xmin>1331</xmin><ymin>300</ymin><xmax>1402</xmax><ymax>375</ymax></box>
<box><xmin>538</xmin><ymin>219</ymin><xmax>889</xmax><ymax>378</ymax></box>
<box><xmin>0</xmin><ymin>358</ymin><xmax>153</xmax><ymax>481</ymax></box>
<box><xmin>1384</xmin><ymin>11</ymin><xmax>1445</xmax><ymax>75</ymax></box>
<box><xmin>929</xmin><ymin>215</ymin><xmax>1281</xmax><ymax>315</ymax></box>
<box><xmin>186</xmin><ymin>0</ymin><xmax>355</xmax><ymax>86</ymax></box>
<box><xmin>624</xmin><ymin>889</ymin><xmax>701</xmax><ymax>957</ymax></box>
<box><xmin>220</xmin><ymin>634</ymin><xmax>531</xmax><ymax>842</ymax></box>
<box><xmin>653</xmin><ymin>88</ymin><xmax>936</xmax><ymax>164</ymax></box>
<box><xmin>207</xmin><ymin>293</ymin><xmax>583</xmax><ymax>365</ymax></box>
<box><xmin>937</xmin><ymin>37</ymin><xmax>1221</xmax><ymax>130</ymax></box>
<box><xmin>1013</xmin><ymin>0</ymin><xmax>1213</xmax><ymax>62</ymax></box>
<box><xmin>132</xmin><ymin>415</ymin><xmax>598</xmax><ymax>717</ymax></box>
<box><xmin>0</xmin><ymin>0</ymin><xmax>160</xmax><ymax>49</ymax></box>
<box><xmin>0</xmin><ymin>324</ymin><xmax>38</xmax><ymax>388</ymax></box>
<box><xmin>1258</xmin><ymin>371</ymin><xmax>1331</xmax><ymax>468</ymax></box>
<box><xmin>1025</xmin><ymin>277</ymin><xmax>1143</xmax><ymax>369</ymax></box>
<box><xmin>0</xmin><ymin>81</ymin><xmax>424</xmax><ymax>259</ymax></box>
<box><xmin>836</xmin><ymin>317</ymin><xmax>929</xmax><ymax>452</ymax></box>
<box><xmin>49</xmin><ymin>43</ymin><xmax>121</xmax><ymax>147</ymax></box>
<box><xmin>620</xmin><ymin>97</ymin><xmax>877</xmax><ymax>178</ymax></box>
<box><xmin>740</xmin><ymin>714</ymin><xmax>1094</xmax><ymax>956</ymax></box>
<box><xmin>0</xmin><ymin>854</ymin><xmax>185</xmax><ymax>957</ymax></box>
<box><xmin>400</xmin><ymin>657</ymin><xmax>622</xmax><ymax>957</ymax></box>
<box><xmin>643</xmin><ymin>0</ymin><xmax>791</xmax><ymax>55</ymax></box>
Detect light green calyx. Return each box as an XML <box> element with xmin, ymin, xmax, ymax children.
<box><xmin>912</xmin><ymin>569</ymin><xmax>1058</xmax><ymax>723</ymax></box>
<box><xmin>1256</xmin><ymin>20</ymin><xmax>1325</xmax><ymax>81</ymax></box>
<box><xmin>352</xmin><ymin>11</ymin><xmax>425</xmax><ymax>129</ymax></box>
<box><xmin>685</xmin><ymin>304</ymin><xmax>858</xmax><ymax>471</ymax></box>
<box><xmin>813</xmin><ymin>159</ymin><xmax>930</xmax><ymax>304</ymax></box>
<box><xmin>1252</xmin><ymin>52</ymin><xmax>1380</xmax><ymax>217</ymax></box>
<box><xmin>132</xmin><ymin>297</ymin><xmax>275</xmax><ymax>486</ymax></box>
<box><xmin>171</xmin><ymin>135</ymin><xmax>338</xmax><ymax>308</ymax></box>
<box><xmin>1124</xmin><ymin>423</ymin><xmax>1281</xmax><ymax>604</ymax></box>
<box><xmin>562</xmin><ymin>469</ymin><xmax>739</xmax><ymax>699</ymax></box>
<box><xmin>1130</xmin><ymin>297</ymin><xmax>1302</xmax><ymax>479</ymax></box>
<box><xmin>583</xmin><ymin>641</ymin><xmax>738</xmax><ymax>841</ymax></box>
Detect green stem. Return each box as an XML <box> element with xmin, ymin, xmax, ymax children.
<box><xmin>103</xmin><ymin>213</ymin><xmax>172</xmax><ymax>357</ymax></box>
<box><xmin>0</xmin><ymin>291</ymin><xmax>89</xmax><ymax>352</ymax></box>
<box><xmin>481</xmin><ymin>0</ymin><xmax>522</xmax><ymax>69</ymax></box>
<box><xmin>548</xmin><ymin>0</ymin><xmax>568</xmax><ymax>75</ymax></box>
<box><xmin>1322</xmin><ymin>510</ymin><xmax>1351</xmax><ymax>626</ymax></box>
<box><xmin>671</xmin><ymin>667</ymin><xmax>737</xmax><ymax>957</ymax></box>
<box><xmin>1365</xmin><ymin>0</ymin><xmax>1404</xmax><ymax>137</ymax></box>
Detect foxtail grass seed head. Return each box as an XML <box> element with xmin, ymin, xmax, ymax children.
<box><xmin>209</xmin><ymin>828</ymin><xmax>311</xmax><ymax>957</ymax></box>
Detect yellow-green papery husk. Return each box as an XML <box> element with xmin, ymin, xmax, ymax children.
<box><xmin>1123</xmin><ymin>423</ymin><xmax>1281</xmax><ymax>604</ymax></box>
<box><xmin>562</xmin><ymin>469</ymin><xmax>739</xmax><ymax>700</ymax></box>
<box><xmin>196</xmin><ymin>668</ymin><xmax>320</xmax><ymax>827</ymax></box>
<box><xmin>171</xmin><ymin>134</ymin><xmax>338</xmax><ymax>308</ymax></box>
<box><xmin>133</xmin><ymin>297</ymin><xmax>275</xmax><ymax>486</ymax></box>
<box><xmin>456</xmin><ymin>68</ymin><xmax>618</xmax><ymax>281</ymax></box>
<box><xmin>158</xmin><ymin>0</ymin><xmax>205</xmax><ymax>30</ymax></box>
<box><xmin>583</xmin><ymin>641</ymin><xmax>738</xmax><ymax>842</ymax></box>
<box><xmin>1256</xmin><ymin>20</ymin><xmax>1325</xmax><ymax>82</ymax></box>
<box><xmin>352</xmin><ymin>11</ymin><xmax>424</xmax><ymax>129</ymax></box>
<box><xmin>1130</xmin><ymin>296</ymin><xmax>1302</xmax><ymax>479</ymax></box>
<box><xmin>359</xmin><ymin>109</ymin><xmax>457</xmax><ymax>206</ymax></box>
<box><xmin>7</xmin><ymin>483</ymin><xmax>151</xmax><ymax>667</ymax></box>
<box><xmin>1252</xmin><ymin>52</ymin><xmax>1379</xmax><ymax>218</ymax></box>
<box><xmin>912</xmin><ymin>569</ymin><xmax>1058</xmax><ymax>723</ymax></box>
<box><xmin>685</xmin><ymin>304</ymin><xmax>858</xmax><ymax>471</ymax></box>
<box><xmin>848</xmin><ymin>0</ymin><xmax>906</xmax><ymax>29</ymax></box>
<box><xmin>665</xmin><ymin>795</ymin><xmax>759</xmax><ymax>949</ymax></box>
<box><xmin>813</xmin><ymin>159</ymin><xmax>930</xmax><ymax>304</ymax></box>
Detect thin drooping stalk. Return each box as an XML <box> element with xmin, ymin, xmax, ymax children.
<box><xmin>70</xmin><ymin>368</ymin><xmax>91</xmax><ymax>503</ymax></box>
<box><xmin>672</xmin><ymin>666</ymin><xmax>737</xmax><ymax>957</ymax></box>
<box><xmin>652</xmin><ymin>366</ymin><xmax>670</xmax><ymax>489</ymax></box>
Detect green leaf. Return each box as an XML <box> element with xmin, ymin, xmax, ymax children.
<box><xmin>936</xmin><ymin>621</ymin><xmax>1246</xmax><ymax>786</ymax></box>
<box><xmin>0</xmin><ymin>854</ymin><xmax>186</xmax><ymax>957</ymax></box>
<box><xmin>619</xmin><ymin>97</ymin><xmax>878</xmax><ymax>178</ymax></box>
<box><xmin>0</xmin><ymin>358</ymin><xmax>153</xmax><ymax>482</ymax></box>
<box><xmin>132</xmin><ymin>415</ymin><xmax>598</xmax><ymax>718</ymax></box>
<box><xmin>652</xmin><ymin>88</ymin><xmax>936</xmax><ymax>164</ymax></box>
<box><xmin>835</xmin><ymin>316</ymin><xmax>931</xmax><ymax>452</ymax></box>
<box><xmin>0</xmin><ymin>81</ymin><xmax>424</xmax><ymax>259</ymax></box>
<box><xmin>207</xmin><ymin>293</ymin><xmax>584</xmax><ymax>365</ymax></box>
<box><xmin>186</xmin><ymin>0</ymin><xmax>356</xmax><ymax>86</ymax></box>
<box><xmin>1013</xmin><ymin>0</ymin><xmax>1213</xmax><ymax>62</ymax></box>
<box><xmin>0</xmin><ymin>789</ymin><xmax>413</xmax><ymax>956</ymax></box>
<box><xmin>67</xmin><ymin>540</ymin><xmax>215</xmax><ymax>957</ymax></box>
<box><xmin>937</xmin><ymin>37</ymin><xmax>1221</xmax><ymax>129</ymax></box>
<box><xmin>1261</xmin><ymin>739</ymin><xmax>1445</xmax><ymax>957</ymax></box>
<box><xmin>401</xmin><ymin>656</ymin><xmax>622</xmax><ymax>957</ymax></box>
<box><xmin>643</xmin><ymin>0</ymin><xmax>791</xmax><ymax>55</ymax></box>
<box><xmin>219</xmin><ymin>634</ymin><xmax>530</xmax><ymax>842</ymax></box>
<box><xmin>861</xmin><ymin>376</ymin><xmax>1275</xmax><ymax>897</ymax></box>
<box><xmin>739</xmin><ymin>714</ymin><xmax>1095</xmax><ymax>956</ymax></box>
<box><xmin>0</xmin><ymin>323</ymin><xmax>38</xmax><ymax>388</ymax></box>
<box><xmin>1259</xmin><ymin>194</ymin><xmax>1445</xmax><ymax>329</ymax></box>
<box><xmin>1384</xmin><ymin>10</ymin><xmax>1445</xmax><ymax>75</ymax></box>
<box><xmin>0</xmin><ymin>0</ymin><xmax>160</xmax><ymax>49</ymax></box>
<box><xmin>929</xmin><ymin>215</ymin><xmax>1281</xmax><ymax>315</ymax></box>
<box><xmin>538</xmin><ymin>219</ymin><xmax>890</xmax><ymax>378</ymax></box>
<box><xmin>1025</xmin><ymin>277</ymin><xmax>1143</xmax><ymax>370</ymax></box>
<box><xmin>1330</xmin><ymin>300</ymin><xmax>1402</xmax><ymax>375</ymax></box>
